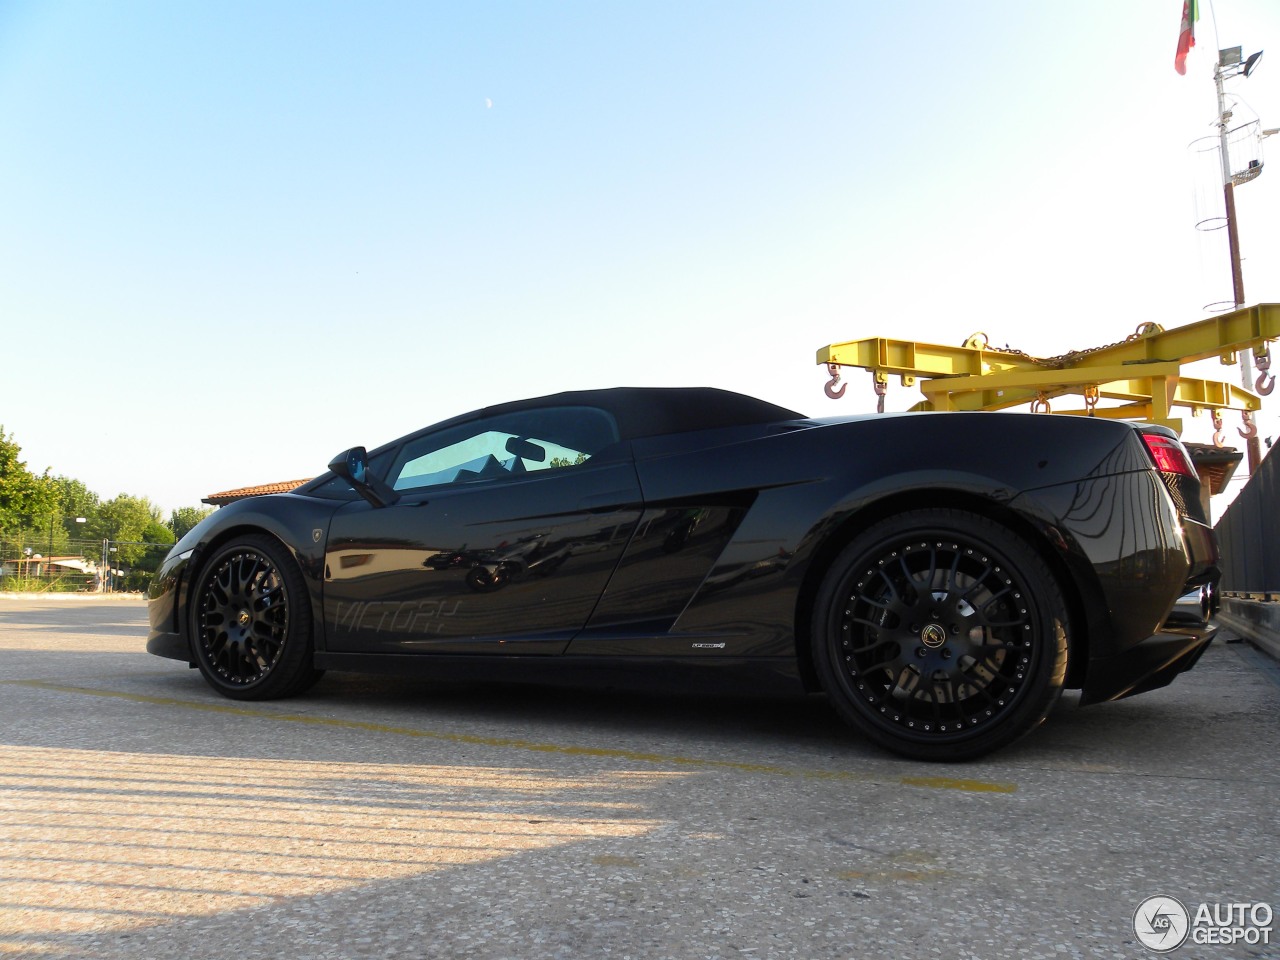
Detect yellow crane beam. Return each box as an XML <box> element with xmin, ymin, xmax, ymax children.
<box><xmin>1054</xmin><ymin>302</ymin><xmax>1280</xmax><ymax>368</ymax></box>
<box><xmin>818</xmin><ymin>303</ymin><xmax>1280</xmax><ymax>377</ymax></box>
<box><xmin>816</xmin><ymin>302</ymin><xmax>1278</xmax><ymax>435</ymax></box>
<box><xmin>917</xmin><ymin>362</ymin><xmax>1260</xmax><ymax>407</ymax></box>
<box><xmin>815</xmin><ymin>336</ymin><xmax>1031</xmax><ymax>379</ymax></box>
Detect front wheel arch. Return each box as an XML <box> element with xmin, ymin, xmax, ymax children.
<box><xmin>187</xmin><ymin>532</ymin><xmax>324</xmax><ymax>700</ymax></box>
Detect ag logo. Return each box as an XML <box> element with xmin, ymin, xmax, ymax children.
<box><xmin>1133</xmin><ymin>896</ymin><xmax>1190</xmax><ymax>953</ymax></box>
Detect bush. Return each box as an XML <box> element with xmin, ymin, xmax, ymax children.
<box><xmin>0</xmin><ymin>573</ymin><xmax>90</xmax><ymax>593</ymax></box>
<box><xmin>122</xmin><ymin>570</ymin><xmax>153</xmax><ymax>593</ymax></box>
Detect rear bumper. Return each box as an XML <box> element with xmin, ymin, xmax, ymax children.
<box><xmin>1079</xmin><ymin>614</ymin><xmax>1216</xmax><ymax>706</ymax></box>
<box><xmin>1181</xmin><ymin>516</ymin><xmax>1220</xmax><ymax>588</ymax></box>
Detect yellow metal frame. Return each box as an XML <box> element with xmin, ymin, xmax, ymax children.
<box><xmin>816</xmin><ymin>302</ymin><xmax>1279</xmax><ymax>434</ymax></box>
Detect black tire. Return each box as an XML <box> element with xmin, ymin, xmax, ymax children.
<box><xmin>812</xmin><ymin>509</ymin><xmax>1068</xmax><ymax>761</ymax></box>
<box><xmin>189</xmin><ymin>534</ymin><xmax>323</xmax><ymax>700</ymax></box>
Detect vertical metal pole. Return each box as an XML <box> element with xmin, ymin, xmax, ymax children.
<box><xmin>1215</xmin><ymin>62</ymin><xmax>1246</xmax><ymax>306</ymax></box>
<box><xmin>1223</xmin><ymin>181</ymin><xmax>1246</xmax><ymax>307</ymax></box>
<box><xmin>1216</xmin><ymin>58</ymin><xmax>1262</xmax><ymax>472</ymax></box>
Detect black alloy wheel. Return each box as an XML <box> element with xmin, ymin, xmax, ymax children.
<box><xmin>190</xmin><ymin>534</ymin><xmax>322</xmax><ymax>700</ymax></box>
<box><xmin>813</xmin><ymin>509</ymin><xmax>1069</xmax><ymax>761</ymax></box>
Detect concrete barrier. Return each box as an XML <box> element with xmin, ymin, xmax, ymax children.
<box><xmin>1217</xmin><ymin>596</ymin><xmax>1280</xmax><ymax>662</ymax></box>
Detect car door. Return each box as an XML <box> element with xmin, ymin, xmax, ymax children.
<box><xmin>322</xmin><ymin>405</ymin><xmax>643</xmax><ymax>655</ymax></box>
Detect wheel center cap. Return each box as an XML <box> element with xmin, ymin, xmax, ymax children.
<box><xmin>920</xmin><ymin>623</ymin><xmax>947</xmax><ymax>648</ymax></box>
<box><xmin>237</xmin><ymin>610</ymin><xmax>252</xmax><ymax>627</ymax></box>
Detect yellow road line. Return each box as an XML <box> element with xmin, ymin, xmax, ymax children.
<box><xmin>2</xmin><ymin>679</ymin><xmax>1017</xmax><ymax>794</ymax></box>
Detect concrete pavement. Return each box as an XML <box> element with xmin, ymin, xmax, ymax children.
<box><xmin>1</xmin><ymin>595</ymin><xmax>1276</xmax><ymax>959</ymax></box>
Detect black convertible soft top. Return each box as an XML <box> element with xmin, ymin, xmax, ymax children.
<box><xmin>481</xmin><ymin>387</ymin><xmax>806</xmax><ymax>442</ymax></box>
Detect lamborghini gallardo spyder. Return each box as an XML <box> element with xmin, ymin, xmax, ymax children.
<box><xmin>147</xmin><ymin>388</ymin><xmax>1218</xmax><ymax>760</ymax></box>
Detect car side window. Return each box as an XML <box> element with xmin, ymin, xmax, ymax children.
<box><xmin>389</xmin><ymin>406</ymin><xmax>620</xmax><ymax>492</ymax></box>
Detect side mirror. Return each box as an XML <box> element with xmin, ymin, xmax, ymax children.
<box><xmin>328</xmin><ymin>446</ymin><xmax>400</xmax><ymax>508</ymax></box>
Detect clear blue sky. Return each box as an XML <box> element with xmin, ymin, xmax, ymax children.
<box><xmin>3</xmin><ymin>1</ymin><xmax>1278</xmax><ymax>513</ymax></box>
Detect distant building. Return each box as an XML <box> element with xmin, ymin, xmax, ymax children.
<box><xmin>0</xmin><ymin>556</ymin><xmax>97</xmax><ymax>579</ymax></box>
<box><xmin>0</xmin><ymin>556</ymin><xmax>99</xmax><ymax>590</ymax></box>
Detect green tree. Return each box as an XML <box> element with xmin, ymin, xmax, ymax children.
<box><xmin>26</xmin><ymin>476</ymin><xmax>102</xmax><ymax>558</ymax></box>
<box><xmin>169</xmin><ymin>506</ymin><xmax>213</xmax><ymax>540</ymax></box>
<box><xmin>116</xmin><ymin>520</ymin><xmax>176</xmax><ymax>592</ymax></box>
<box><xmin>89</xmin><ymin>494</ymin><xmax>165</xmax><ymax>564</ymax></box>
<box><xmin>142</xmin><ymin>520</ymin><xmax>176</xmax><ymax>549</ymax></box>
<box><xmin>50</xmin><ymin>477</ymin><xmax>100</xmax><ymax>527</ymax></box>
<box><xmin>133</xmin><ymin>519</ymin><xmax>176</xmax><ymax>585</ymax></box>
<box><xmin>0</xmin><ymin>427</ymin><xmax>58</xmax><ymax>536</ymax></box>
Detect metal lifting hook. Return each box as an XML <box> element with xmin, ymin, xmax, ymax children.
<box><xmin>873</xmin><ymin>377</ymin><xmax>888</xmax><ymax>414</ymax></box>
<box><xmin>1030</xmin><ymin>393</ymin><xmax>1051</xmax><ymax>414</ymax></box>
<box><xmin>1212</xmin><ymin>409</ymin><xmax>1226</xmax><ymax>448</ymax></box>
<box><xmin>1239</xmin><ymin>410</ymin><xmax>1258</xmax><ymax>440</ymax></box>
<box><xmin>824</xmin><ymin>362</ymin><xmax>847</xmax><ymax>400</ymax></box>
<box><xmin>1083</xmin><ymin>384</ymin><xmax>1100</xmax><ymax>417</ymax></box>
<box><xmin>1255</xmin><ymin>352</ymin><xmax>1275</xmax><ymax>396</ymax></box>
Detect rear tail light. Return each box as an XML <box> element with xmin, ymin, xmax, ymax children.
<box><xmin>1141</xmin><ymin>433</ymin><xmax>1197</xmax><ymax>477</ymax></box>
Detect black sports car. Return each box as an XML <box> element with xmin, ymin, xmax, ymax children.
<box><xmin>147</xmin><ymin>387</ymin><xmax>1218</xmax><ymax>760</ymax></box>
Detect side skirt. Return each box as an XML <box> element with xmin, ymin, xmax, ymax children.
<box><xmin>312</xmin><ymin>652</ymin><xmax>806</xmax><ymax>699</ymax></box>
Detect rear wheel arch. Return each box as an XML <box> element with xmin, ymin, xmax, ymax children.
<box><xmin>806</xmin><ymin>503</ymin><xmax>1074</xmax><ymax>760</ymax></box>
<box><xmin>794</xmin><ymin>490</ymin><xmax>1088</xmax><ymax>695</ymax></box>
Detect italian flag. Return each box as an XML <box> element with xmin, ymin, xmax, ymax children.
<box><xmin>1175</xmin><ymin>0</ymin><xmax>1198</xmax><ymax>75</ymax></box>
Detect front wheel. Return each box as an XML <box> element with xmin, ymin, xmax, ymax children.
<box><xmin>812</xmin><ymin>509</ymin><xmax>1069</xmax><ymax>761</ymax></box>
<box><xmin>189</xmin><ymin>534</ymin><xmax>323</xmax><ymax>700</ymax></box>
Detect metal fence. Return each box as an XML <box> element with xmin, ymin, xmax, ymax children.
<box><xmin>1215</xmin><ymin>444</ymin><xmax>1280</xmax><ymax>599</ymax></box>
<box><xmin>0</xmin><ymin>535</ymin><xmax>171</xmax><ymax>593</ymax></box>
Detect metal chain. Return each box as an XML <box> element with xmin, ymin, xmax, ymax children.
<box><xmin>973</xmin><ymin>323</ymin><xmax>1165</xmax><ymax>370</ymax></box>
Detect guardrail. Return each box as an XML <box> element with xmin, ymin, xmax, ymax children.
<box><xmin>1215</xmin><ymin>444</ymin><xmax>1279</xmax><ymax>599</ymax></box>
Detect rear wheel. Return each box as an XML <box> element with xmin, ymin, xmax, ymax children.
<box><xmin>812</xmin><ymin>509</ymin><xmax>1068</xmax><ymax>761</ymax></box>
<box><xmin>190</xmin><ymin>534</ymin><xmax>323</xmax><ymax>700</ymax></box>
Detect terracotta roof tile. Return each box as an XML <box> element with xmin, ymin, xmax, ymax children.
<box><xmin>202</xmin><ymin>479</ymin><xmax>312</xmax><ymax>507</ymax></box>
